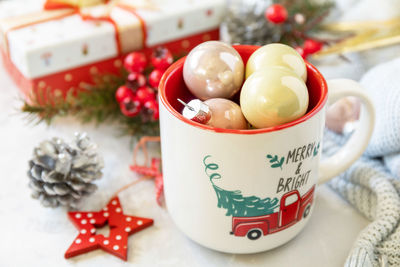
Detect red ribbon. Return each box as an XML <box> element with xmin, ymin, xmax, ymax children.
<box><xmin>43</xmin><ymin>0</ymin><xmax>148</xmax><ymax>55</ymax></box>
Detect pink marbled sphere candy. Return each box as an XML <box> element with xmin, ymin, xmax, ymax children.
<box><xmin>204</xmin><ymin>98</ymin><xmax>248</xmax><ymax>130</ymax></box>
<box><xmin>183</xmin><ymin>41</ymin><xmax>244</xmax><ymax>100</ymax></box>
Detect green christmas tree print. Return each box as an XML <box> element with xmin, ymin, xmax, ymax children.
<box><xmin>203</xmin><ymin>155</ymin><xmax>279</xmax><ymax>217</ymax></box>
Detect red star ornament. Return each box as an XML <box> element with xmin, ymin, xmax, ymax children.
<box><xmin>65</xmin><ymin>196</ymin><xmax>153</xmax><ymax>261</ymax></box>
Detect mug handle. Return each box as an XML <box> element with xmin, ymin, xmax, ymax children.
<box><xmin>318</xmin><ymin>79</ymin><xmax>376</xmax><ymax>184</ymax></box>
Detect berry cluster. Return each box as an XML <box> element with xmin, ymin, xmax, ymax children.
<box><xmin>116</xmin><ymin>47</ymin><xmax>173</xmax><ymax>120</ymax></box>
<box><xmin>265</xmin><ymin>4</ymin><xmax>324</xmax><ymax>59</ymax></box>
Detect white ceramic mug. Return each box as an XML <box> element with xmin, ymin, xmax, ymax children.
<box><xmin>158</xmin><ymin>45</ymin><xmax>375</xmax><ymax>253</ymax></box>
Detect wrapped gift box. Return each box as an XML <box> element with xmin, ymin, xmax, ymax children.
<box><xmin>0</xmin><ymin>0</ymin><xmax>225</xmax><ymax>99</ymax></box>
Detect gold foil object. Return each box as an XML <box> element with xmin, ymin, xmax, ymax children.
<box><xmin>313</xmin><ymin>18</ymin><xmax>400</xmax><ymax>58</ymax></box>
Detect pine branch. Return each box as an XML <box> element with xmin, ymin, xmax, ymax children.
<box><xmin>21</xmin><ymin>70</ymin><xmax>160</xmax><ymax>138</ymax></box>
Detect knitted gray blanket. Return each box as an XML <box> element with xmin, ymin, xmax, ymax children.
<box><xmin>323</xmin><ymin>57</ymin><xmax>400</xmax><ymax>267</ymax></box>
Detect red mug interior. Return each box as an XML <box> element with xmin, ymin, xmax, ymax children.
<box><xmin>159</xmin><ymin>44</ymin><xmax>328</xmax><ymax>134</ymax></box>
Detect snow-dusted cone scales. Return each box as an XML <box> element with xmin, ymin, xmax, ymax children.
<box><xmin>27</xmin><ymin>133</ymin><xmax>104</xmax><ymax>208</ymax></box>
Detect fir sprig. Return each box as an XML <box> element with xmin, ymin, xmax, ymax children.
<box><xmin>278</xmin><ymin>0</ymin><xmax>335</xmax><ymax>46</ymax></box>
<box><xmin>21</xmin><ymin>71</ymin><xmax>160</xmax><ymax>137</ymax></box>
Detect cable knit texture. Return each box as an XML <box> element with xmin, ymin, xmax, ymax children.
<box><xmin>323</xmin><ymin>57</ymin><xmax>400</xmax><ymax>267</ymax></box>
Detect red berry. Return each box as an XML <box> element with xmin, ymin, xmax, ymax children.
<box><xmin>265</xmin><ymin>4</ymin><xmax>288</xmax><ymax>24</ymax></box>
<box><xmin>295</xmin><ymin>46</ymin><xmax>308</xmax><ymax>59</ymax></box>
<box><xmin>151</xmin><ymin>47</ymin><xmax>173</xmax><ymax>70</ymax></box>
<box><xmin>115</xmin><ymin>85</ymin><xmax>134</xmax><ymax>103</ymax></box>
<box><xmin>148</xmin><ymin>69</ymin><xmax>165</xmax><ymax>88</ymax></box>
<box><xmin>126</xmin><ymin>72</ymin><xmax>146</xmax><ymax>91</ymax></box>
<box><xmin>119</xmin><ymin>96</ymin><xmax>142</xmax><ymax>117</ymax></box>
<box><xmin>144</xmin><ymin>100</ymin><xmax>159</xmax><ymax>120</ymax></box>
<box><xmin>136</xmin><ymin>86</ymin><xmax>156</xmax><ymax>104</ymax></box>
<box><xmin>124</xmin><ymin>52</ymin><xmax>147</xmax><ymax>73</ymax></box>
<box><xmin>303</xmin><ymin>39</ymin><xmax>323</xmax><ymax>55</ymax></box>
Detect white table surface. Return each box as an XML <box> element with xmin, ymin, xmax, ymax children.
<box><xmin>0</xmin><ymin>57</ymin><xmax>369</xmax><ymax>267</ymax></box>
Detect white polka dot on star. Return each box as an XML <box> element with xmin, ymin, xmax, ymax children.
<box><xmin>80</xmin><ymin>229</ymin><xmax>87</xmax><ymax>234</ymax></box>
<box><xmin>137</xmin><ymin>220</ymin><xmax>143</xmax><ymax>225</ymax></box>
<box><xmin>125</xmin><ymin>227</ymin><xmax>131</xmax><ymax>232</ymax></box>
<box><xmin>112</xmin><ymin>200</ymin><xmax>117</xmax><ymax>205</ymax></box>
<box><xmin>90</xmin><ymin>219</ymin><xmax>96</xmax><ymax>224</ymax></box>
<box><xmin>116</xmin><ymin>235</ymin><xmax>122</xmax><ymax>240</ymax></box>
<box><xmin>81</xmin><ymin>219</ymin><xmax>87</xmax><ymax>225</ymax></box>
<box><xmin>113</xmin><ymin>245</ymin><xmax>119</xmax><ymax>251</ymax></box>
<box><xmin>75</xmin><ymin>213</ymin><xmax>81</xmax><ymax>219</ymax></box>
<box><xmin>116</xmin><ymin>208</ymin><xmax>121</xmax><ymax>213</ymax></box>
<box><xmin>103</xmin><ymin>240</ymin><xmax>109</xmax><ymax>245</ymax></box>
<box><xmin>126</xmin><ymin>217</ymin><xmax>132</xmax><ymax>222</ymax></box>
<box><xmin>89</xmin><ymin>237</ymin><xmax>95</xmax><ymax>243</ymax></box>
<box><xmin>75</xmin><ymin>239</ymin><xmax>81</xmax><ymax>244</ymax></box>
<box><xmin>87</xmin><ymin>213</ymin><xmax>93</xmax><ymax>218</ymax></box>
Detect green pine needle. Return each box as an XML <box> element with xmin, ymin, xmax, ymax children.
<box><xmin>21</xmin><ymin>71</ymin><xmax>159</xmax><ymax>138</ymax></box>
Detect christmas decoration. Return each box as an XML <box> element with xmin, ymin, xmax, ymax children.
<box><xmin>124</xmin><ymin>52</ymin><xmax>147</xmax><ymax>73</ymax></box>
<box><xmin>326</xmin><ymin>97</ymin><xmax>360</xmax><ymax>134</ymax></box>
<box><xmin>204</xmin><ymin>155</ymin><xmax>279</xmax><ymax>217</ymax></box>
<box><xmin>22</xmin><ymin>47</ymin><xmax>175</xmax><ymax>137</ymax></box>
<box><xmin>179</xmin><ymin>99</ymin><xmax>212</xmax><ymax>124</ymax></box>
<box><xmin>119</xmin><ymin>96</ymin><xmax>142</xmax><ymax>117</ymax></box>
<box><xmin>183</xmin><ymin>41</ymin><xmax>244</xmax><ymax>100</ymax></box>
<box><xmin>314</xmin><ymin>18</ymin><xmax>400</xmax><ymax>57</ymax></box>
<box><xmin>180</xmin><ymin>98</ymin><xmax>248</xmax><ymax>129</ymax></box>
<box><xmin>265</xmin><ymin>4</ymin><xmax>288</xmax><ymax>24</ymax></box>
<box><xmin>151</xmin><ymin>46</ymin><xmax>174</xmax><ymax>70</ymax></box>
<box><xmin>136</xmin><ymin>87</ymin><xmax>156</xmax><ymax>104</ymax></box>
<box><xmin>204</xmin><ymin>98</ymin><xmax>248</xmax><ymax>129</ymax></box>
<box><xmin>303</xmin><ymin>39</ymin><xmax>323</xmax><ymax>55</ymax></box>
<box><xmin>0</xmin><ymin>0</ymin><xmax>223</xmax><ymax>106</ymax></box>
<box><xmin>148</xmin><ymin>69</ymin><xmax>165</xmax><ymax>88</ymax></box>
<box><xmin>220</xmin><ymin>0</ymin><xmax>334</xmax><ymax>58</ymax></box>
<box><xmin>129</xmin><ymin>136</ymin><xmax>164</xmax><ymax>205</ymax></box>
<box><xmin>245</xmin><ymin>43</ymin><xmax>307</xmax><ymax>81</ymax></box>
<box><xmin>65</xmin><ymin>196</ymin><xmax>153</xmax><ymax>261</ymax></box>
<box><xmin>28</xmin><ymin>133</ymin><xmax>103</xmax><ymax>208</ymax></box>
<box><xmin>126</xmin><ymin>72</ymin><xmax>146</xmax><ymax>90</ymax></box>
<box><xmin>240</xmin><ymin>67</ymin><xmax>309</xmax><ymax>128</ymax></box>
<box><xmin>115</xmin><ymin>85</ymin><xmax>134</xmax><ymax>103</ymax></box>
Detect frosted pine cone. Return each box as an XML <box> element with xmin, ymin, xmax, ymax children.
<box><xmin>27</xmin><ymin>133</ymin><xmax>103</xmax><ymax>208</ymax></box>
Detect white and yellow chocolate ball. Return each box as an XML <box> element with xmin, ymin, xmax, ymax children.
<box><xmin>240</xmin><ymin>67</ymin><xmax>309</xmax><ymax>128</ymax></box>
<box><xmin>246</xmin><ymin>43</ymin><xmax>307</xmax><ymax>81</ymax></box>
<box><xmin>183</xmin><ymin>41</ymin><xmax>244</xmax><ymax>100</ymax></box>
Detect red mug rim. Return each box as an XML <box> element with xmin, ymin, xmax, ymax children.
<box><xmin>159</xmin><ymin>45</ymin><xmax>328</xmax><ymax>135</ymax></box>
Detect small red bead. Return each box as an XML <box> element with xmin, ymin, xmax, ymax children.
<box><xmin>303</xmin><ymin>39</ymin><xmax>323</xmax><ymax>55</ymax></box>
<box><xmin>265</xmin><ymin>4</ymin><xmax>288</xmax><ymax>24</ymax></box>
<box><xmin>136</xmin><ymin>87</ymin><xmax>156</xmax><ymax>104</ymax></box>
<box><xmin>119</xmin><ymin>96</ymin><xmax>142</xmax><ymax>117</ymax></box>
<box><xmin>144</xmin><ymin>100</ymin><xmax>159</xmax><ymax>120</ymax></box>
<box><xmin>151</xmin><ymin>47</ymin><xmax>173</xmax><ymax>70</ymax></box>
<box><xmin>124</xmin><ymin>52</ymin><xmax>147</xmax><ymax>73</ymax></box>
<box><xmin>115</xmin><ymin>85</ymin><xmax>134</xmax><ymax>103</ymax></box>
<box><xmin>126</xmin><ymin>72</ymin><xmax>146</xmax><ymax>91</ymax></box>
<box><xmin>148</xmin><ymin>69</ymin><xmax>165</xmax><ymax>89</ymax></box>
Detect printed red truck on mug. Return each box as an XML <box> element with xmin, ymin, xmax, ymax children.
<box><xmin>230</xmin><ymin>185</ymin><xmax>315</xmax><ymax>240</ymax></box>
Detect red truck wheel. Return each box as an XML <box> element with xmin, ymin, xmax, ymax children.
<box><xmin>247</xmin><ymin>229</ymin><xmax>262</xmax><ymax>240</ymax></box>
